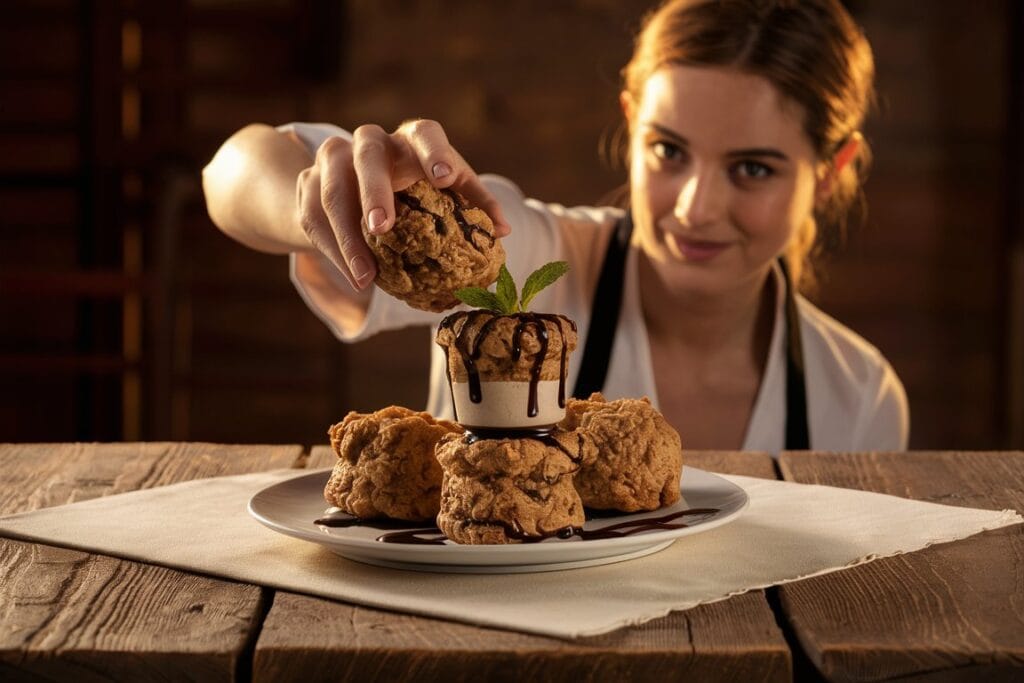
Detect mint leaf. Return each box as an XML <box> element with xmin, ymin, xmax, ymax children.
<box><xmin>519</xmin><ymin>261</ymin><xmax>569</xmax><ymax>310</ymax></box>
<box><xmin>495</xmin><ymin>264</ymin><xmax>519</xmax><ymax>313</ymax></box>
<box><xmin>454</xmin><ymin>287</ymin><xmax>503</xmax><ymax>312</ymax></box>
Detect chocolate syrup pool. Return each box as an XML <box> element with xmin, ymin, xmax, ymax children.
<box><xmin>314</xmin><ymin>506</ymin><xmax>720</xmax><ymax>546</ymax></box>
<box><xmin>437</xmin><ymin>310</ymin><xmax>577</xmax><ymax>420</ymax></box>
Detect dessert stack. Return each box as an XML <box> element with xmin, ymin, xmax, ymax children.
<box><xmin>321</xmin><ymin>184</ymin><xmax>683</xmax><ymax>544</ymax></box>
<box><xmin>434</xmin><ymin>302</ymin><xmax>588</xmax><ymax>543</ymax></box>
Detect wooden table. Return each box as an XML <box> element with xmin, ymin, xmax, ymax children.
<box><xmin>0</xmin><ymin>445</ymin><xmax>1020</xmax><ymax>682</ymax></box>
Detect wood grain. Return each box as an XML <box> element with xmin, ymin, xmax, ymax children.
<box><xmin>305</xmin><ymin>444</ymin><xmax>336</xmax><ymax>469</ymax></box>
<box><xmin>777</xmin><ymin>451</ymin><xmax>1024</xmax><ymax>682</ymax></box>
<box><xmin>686</xmin><ymin>450</ymin><xmax>778</xmax><ymax>480</ymax></box>
<box><xmin>255</xmin><ymin>448</ymin><xmax>790</xmax><ymax>682</ymax></box>
<box><xmin>0</xmin><ymin>442</ymin><xmax>301</xmax><ymax>513</ymax></box>
<box><xmin>0</xmin><ymin>442</ymin><xmax>302</xmax><ymax>681</ymax></box>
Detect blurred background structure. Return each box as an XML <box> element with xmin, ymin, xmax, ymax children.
<box><xmin>1</xmin><ymin>0</ymin><xmax>1022</xmax><ymax>449</ymax></box>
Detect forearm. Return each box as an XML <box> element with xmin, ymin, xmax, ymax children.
<box><xmin>202</xmin><ymin>123</ymin><xmax>313</xmax><ymax>254</ymax></box>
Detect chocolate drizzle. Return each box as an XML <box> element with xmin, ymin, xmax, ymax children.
<box><xmin>314</xmin><ymin>509</ymin><xmax>429</xmax><ymax>530</ymax></box>
<box><xmin>443</xmin><ymin>189</ymin><xmax>496</xmax><ymax>250</ymax></box>
<box><xmin>393</xmin><ymin>189</ymin><xmax>495</xmax><ymax>252</ymax></box>
<box><xmin>314</xmin><ymin>506</ymin><xmax>721</xmax><ymax>545</ymax></box>
<box><xmin>512</xmin><ymin>316</ymin><xmax>548</xmax><ymax>417</ymax></box>
<box><xmin>395</xmin><ymin>192</ymin><xmax>446</xmax><ymax>235</ymax></box>
<box><xmin>314</xmin><ymin>510</ymin><xmax>445</xmax><ymax>545</ymax></box>
<box><xmin>441</xmin><ymin>346</ymin><xmax>458</xmax><ymax>421</ymax></box>
<box><xmin>463</xmin><ymin>427</ymin><xmax>581</xmax><ymax>464</ymax></box>
<box><xmin>572</xmin><ymin>507</ymin><xmax>720</xmax><ymax>540</ymax></box>
<box><xmin>438</xmin><ymin>311</ymin><xmax>576</xmax><ymax>418</ymax></box>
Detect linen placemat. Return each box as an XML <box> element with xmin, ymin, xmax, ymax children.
<box><xmin>0</xmin><ymin>469</ymin><xmax>1019</xmax><ymax>639</ymax></box>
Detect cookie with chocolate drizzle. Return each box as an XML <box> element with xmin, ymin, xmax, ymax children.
<box><xmin>363</xmin><ymin>179</ymin><xmax>505</xmax><ymax>312</ymax></box>
<box><xmin>435</xmin><ymin>310</ymin><xmax>578</xmax><ymax>429</ymax></box>
<box><xmin>434</xmin><ymin>428</ymin><xmax>588</xmax><ymax>544</ymax></box>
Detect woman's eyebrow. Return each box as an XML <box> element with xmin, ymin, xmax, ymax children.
<box><xmin>646</xmin><ymin>122</ymin><xmax>791</xmax><ymax>162</ymax></box>
<box><xmin>726</xmin><ymin>147</ymin><xmax>790</xmax><ymax>162</ymax></box>
<box><xmin>646</xmin><ymin>123</ymin><xmax>689</xmax><ymax>147</ymax></box>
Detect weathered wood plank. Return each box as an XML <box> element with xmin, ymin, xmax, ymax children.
<box><xmin>0</xmin><ymin>442</ymin><xmax>303</xmax><ymax>682</ymax></box>
<box><xmin>0</xmin><ymin>442</ymin><xmax>302</xmax><ymax>513</ymax></box>
<box><xmin>255</xmin><ymin>591</ymin><xmax>788</xmax><ymax>683</ymax></box>
<box><xmin>686</xmin><ymin>450</ymin><xmax>778</xmax><ymax>479</ymax></box>
<box><xmin>306</xmin><ymin>443</ymin><xmax>336</xmax><ymax>469</ymax></box>
<box><xmin>777</xmin><ymin>451</ymin><xmax>1024</xmax><ymax>682</ymax></box>
<box><xmin>255</xmin><ymin>449</ymin><xmax>790</xmax><ymax>682</ymax></box>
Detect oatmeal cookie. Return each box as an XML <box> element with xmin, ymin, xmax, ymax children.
<box><xmin>324</xmin><ymin>405</ymin><xmax>461</xmax><ymax>521</ymax></box>
<box><xmin>561</xmin><ymin>393</ymin><xmax>683</xmax><ymax>512</ymax></box>
<box><xmin>435</xmin><ymin>430</ymin><xmax>586</xmax><ymax>544</ymax></box>
<box><xmin>364</xmin><ymin>179</ymin><xmax>505</xmax><ymax>312</ymax></box>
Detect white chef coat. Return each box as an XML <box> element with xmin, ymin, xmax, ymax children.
<box><xmin>281</xmin><ymin>122</ymin><xmax>910</xmax><ymax>454</ymax></box>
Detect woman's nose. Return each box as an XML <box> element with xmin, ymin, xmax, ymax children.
<box><xmin>674</xmin><ymin>169</ymin><xmax>725</xmax><ymax>228</ymax></box>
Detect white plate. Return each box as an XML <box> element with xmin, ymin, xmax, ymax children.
<box><xmin>248</xmin><ymin>466</ymin><xmax>748</xmax><ymax>574</ymax></box>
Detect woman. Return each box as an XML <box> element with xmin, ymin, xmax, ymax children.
<box><xmin>202</xmin><ymin>0</ymin><xmax>909</xmax><ymax>453</ymax></box>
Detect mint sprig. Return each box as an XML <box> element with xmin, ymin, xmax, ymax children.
<box><xmin>520</xmin><ymin>261</ymin><xmax>569</xmax><ymax>310</ymax></box>
<box><xmin>453</xmin><ymin>287</ymin><xmax>503</xmax><ymax>312</ymax></box>
<box><xmin>455</xmin><ymin>261</ymin><xmax>568</xmax><ymax>314</ymax></box>
<box><xmin>495</xmin><ymin>265</ymin><xmax>518</xmax><ymax>313</ymax></box>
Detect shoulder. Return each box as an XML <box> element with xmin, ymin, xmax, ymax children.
<box><xmin>796</xmin><ymin>296</ymin><xmax>910</xmax><ymax>450</ymax></box>
<box><xmin>797</xmin><ymin>296</ymin><xmax>889</xmax><ymax>384</ymax></box>
<box><xmin>480</xmin><ymin>174</ymin><xmax>622</xmax><ymax>232</ymax></box>
<box><xmin>480</xmin><ymin>174</ymin><xmax>622</xmax><ymax>296</ymax></box>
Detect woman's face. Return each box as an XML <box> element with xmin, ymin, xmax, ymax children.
<box><xmin>627</xmin><ymin>65</ymin><xmax>822</xmax><ymax>296</ymax></box>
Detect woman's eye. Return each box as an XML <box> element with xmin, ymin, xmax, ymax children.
<box><xmin>651</xmin><ymin>141</ymin><xmax>683</xmax><ymax>162</ymax></box>
<box><xmin>733</xmin><ymin>160</ymin><xmax>774</xmax><ymax>179</ymax></box>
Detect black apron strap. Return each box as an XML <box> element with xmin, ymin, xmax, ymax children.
<box><xmin>572</xmin><ymin>212</ymin><xmax>633</xmax><ymax>399</ymax></box>
<box><xmin>777</xmin><ymin>258</ymin><xmax>811</xmax><ymax>449</ymax></box>
<box><xmin>570</xmin><ymin>211</ymin><xmax>811</xmax><ymax>449</ymax></box>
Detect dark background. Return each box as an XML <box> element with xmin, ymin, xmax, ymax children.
<box><xmin>1</xmin><ymin>0</ymin><xmax>1022</xmax><ymax>449</ymax></box>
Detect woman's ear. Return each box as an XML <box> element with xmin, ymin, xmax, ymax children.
<box><xmin>620</xmin><ymin>91</ymin><xmax>635</xmax><ymax>125</ymax></box>
<box><xmin>816</xmin><ymin>131</ymin><xmax>862</xmax><ymax>203</ymax></box>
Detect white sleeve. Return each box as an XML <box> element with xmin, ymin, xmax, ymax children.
<box><xmin>289</xmin><ymin>250</ymin><xmax>441</xmax><ymax>342</ymax></box>
<box><xmin>275</xmin><ymin>121</ymin><xmax>351</xmax><ymax>155</ymax></box>
<box><xmin>276</xmin><ymin>122</ymin><xmax>615</xmax><ymax>346</ymax></box>
<box><xmin>852</xmin><ymin>361</ymin><xmax>910</xmax><ymax>451</ymax></box>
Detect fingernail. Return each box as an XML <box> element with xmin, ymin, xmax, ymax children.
<box><xmin>368</xmin><ymin>208</ymin><xmax>387</xmax><ymax>233</ymax></box>
<box><xmin>350</xmin><ymin>255</ymin><xmax>371</xmax><ymax>284</ymax></box>
<box><xmin>432</xmin><ymin>162</ymin><xmax>452</xmax><ymax>179</ymax></box>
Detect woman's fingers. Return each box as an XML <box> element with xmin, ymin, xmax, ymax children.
<box><xmin>445</xmin><ymin>153</ymin><xmax>512</xmax><ymax>237</ymax></box>
<box><xmin>309</xmin><ymin>121</ymin><xmax>510</xmax><ymax>291</ymax></box>
<box><xmin>399</xmin><ymin>119</ymin><xmax>512</xmax><ymax>236</ymax></box>
<box><xmin>352</xmin><ymin>124</ymin><xmax>401</xmax><ymax>235</ymax></box>
<box><xmin>296</xmin><ymin>166</ymin><xmax>346</xmax><ymax>278</ymax></box>
<box><xmin>399</xmin><ymin>118</ymin><xmax>458</xmax><ymax>186</ymax></box>
<box><xmin>313</xmin><ymin>136</ymin><xmax>377</xmax><ymax>290</ymax></box>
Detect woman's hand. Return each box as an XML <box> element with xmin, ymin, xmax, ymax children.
<box><xmin>296</xmin><ymin>119</ymin><xmax>512</xmax><ymax>291</ymax></box>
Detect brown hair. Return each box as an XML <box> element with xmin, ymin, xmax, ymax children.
<box><xmin>621</xmin><ymin>0</ymin><xmax>875</xmax><ymax>291</ymax></box>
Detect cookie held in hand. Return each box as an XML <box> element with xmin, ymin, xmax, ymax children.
<box><xmin>364</xmin><ymin>179</ymin><xmax>505</xmax><ymax>312</ymax></box>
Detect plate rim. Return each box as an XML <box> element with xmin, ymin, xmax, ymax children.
<box><xmin>247</xmin><ymin>471</ymin><xmax>745</xmax><ymax>548</ymax></box>
<box><xmin>248</xmin><ymin>465</ymin><xmax>748</xmax><ymax>567</ymax></box>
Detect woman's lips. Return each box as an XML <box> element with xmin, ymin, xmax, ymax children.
<box><xmin>667</xmin><ymin>233</ymin><xmax>731</xmax><ymax>262</ymax></box>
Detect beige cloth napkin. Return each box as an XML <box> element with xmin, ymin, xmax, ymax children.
<box><xmin>0</xmin><ymin>469</ymin><xmax>1019</xmax><ymax>639</ymax></box>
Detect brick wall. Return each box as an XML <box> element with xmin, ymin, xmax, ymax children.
<box><xmin>1</xmin><ymin>0</ymin><xmax>1017</xmax><ymax>449</ymax></box>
